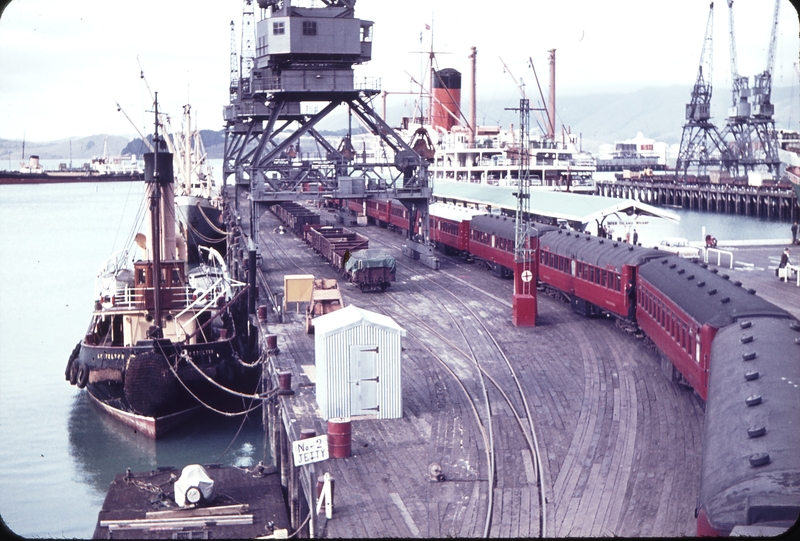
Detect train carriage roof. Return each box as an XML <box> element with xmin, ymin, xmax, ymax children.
<box><xmin>638</xmin><ymin>256</ymin><xmax>791</xmax><ymax>328</ymax></box>
<box><xmin>700</xmin><ymin>317</ymin><xmax>800</xmax><ymax>532</ymax></box>
<box><xmin>433</xmin><ymin>180</ymin><xmax>679</xmax><ymax>227</ymax></box>
<box><xmin>470</xmin><ymin>214</ymin><xmax>558</xmax><ymax>239</ymax></box>
<box><xmin>538</xmin><ymin>228</ymin><xmax>668</xmax><ymax>272</ymax></box>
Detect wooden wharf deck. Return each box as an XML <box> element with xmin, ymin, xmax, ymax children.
<box><xmin>595</xmin><ymin>179</ymin><xmax>799</xmax><ymax>222</ymax></box>
<box><xmin>229</xmin><ymin>191</ymin><xmax>798</xmax><ymax>538</ymax></box>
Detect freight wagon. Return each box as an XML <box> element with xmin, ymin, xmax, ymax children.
<box><xmin>271</xmin><ymin>202</ymin><xmax>321</xmax><ymax>236</ymax></box>
<box><xmin>304</xmin><ymin>224</ymin><xmax>395</xmax><ymax>292</ymax></box>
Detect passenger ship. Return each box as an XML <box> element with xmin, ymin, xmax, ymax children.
<box><xmin>421</xmin><ymin>122</ymin><xmax>595</xmax><ymax>192</ymax></box>
<box><xmin>778</xmin><ymin>129</ymin><xmax>800</xmax><ymax>201</ymax></box>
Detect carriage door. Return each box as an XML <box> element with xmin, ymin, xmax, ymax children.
<box><xmin>626</xmin><ymin>265</ymin><xmax>637</xmax><ymax>319</ymax></box>
<box><xmin>349</xmin><ymin>345</ymin><xmax>379</xmax><ymax>415</ymax></box>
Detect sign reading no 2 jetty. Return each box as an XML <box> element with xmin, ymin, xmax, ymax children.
<box><xmin>292</xmin><ymin>434</ymin><xmax>329</xmax><ymax>466</ymax></box>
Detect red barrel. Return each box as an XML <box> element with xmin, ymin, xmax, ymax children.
<box><xmin>327</xmin><ymin>418</ymin><xmax>352</xmax><ymax>458</ymax></box>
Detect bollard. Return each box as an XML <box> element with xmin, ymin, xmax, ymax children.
<box><xmin>277</xmin><ymin>371</ymin><xmax>294</xmax><ymax>395</ymax></box>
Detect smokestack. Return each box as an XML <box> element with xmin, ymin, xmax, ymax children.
<box><xmin>432</xmin><ymin>69</ymin><xmax>462</xmax><ymax>132</ymax></box>
<box><xmin>469</xmin><ymin>46</ymin><xmax>477</xmax><ymax>147</ymax></box>
<box><xmin>548</xmin><ymin>49</ymin><xmax>556</xmax><ymax>141</ymax></box>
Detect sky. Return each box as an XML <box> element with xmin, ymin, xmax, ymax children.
<box><xmin>0</xmin><ymin>0</ymin><xmax>798</xmax><ymax>142</ymax></box>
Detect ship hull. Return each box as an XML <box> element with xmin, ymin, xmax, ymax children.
<box><xmin>0</xmin><ymin>170</ymin><xmax>141</xmax><ymax>185</ymax></box>
<box><xmin>87</xmin><ymin>392</ymin><xmax>201</xmax><ymax>439</ymax></box>
<box><xmin>69</xmin><ymin>337</ymin><xmax>259</xmax><ymax>438</ymax></box>
<box><xmin>176</xmin><ymin>195</ymin><xmax>227</xmax><ymax>265</ymax></box>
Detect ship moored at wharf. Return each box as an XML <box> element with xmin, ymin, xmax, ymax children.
<box><xmin>64</xmin><ymin>104</ymin><xmax>259</xmax><ymax>439</ymax></box>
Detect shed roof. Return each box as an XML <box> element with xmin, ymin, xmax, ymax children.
<box><xmin>313</xmin><ymin>305</ymin><xmax>406</xmax><ymax>337</ymax></box>
<box><xmin>432</xmin><ymin>180</ymin><xmax>679</xmax><ymax>226</ymax></box>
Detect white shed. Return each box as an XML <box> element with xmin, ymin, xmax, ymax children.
<box><xmin>313</xmin><ymin>305</ymin><xmax>406</xmax><ymax>420</ymax></box>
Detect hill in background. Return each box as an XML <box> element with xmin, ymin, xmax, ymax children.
<box><xmin>0</xmin><ymin>135</ymin><xmax>132</xmax><ymax>167</ymax></box>
<box><xmin>3</xmin><ymin>85</ymin><xmax>798</xmax><ymax>162</ymax></box>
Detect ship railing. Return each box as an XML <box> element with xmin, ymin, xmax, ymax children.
<box><xmin>104</xmin><ymin>284</ymin><xmax>221</xmax><ymax>311</ymax></box>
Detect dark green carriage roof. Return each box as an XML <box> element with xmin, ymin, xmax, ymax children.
<box><xmin>538</xmin><ymin>229</ymin><xmax>668</xmax><ymax>273</ymax></box>
<box><xmin>638</xmin><ymin>256</ymin><xmax>791</xmax><ymax>328</ymax></box>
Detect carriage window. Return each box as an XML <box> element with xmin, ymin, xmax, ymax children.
<box><xmin>601</xmin><ymin>270</ymin><xmax>607</xmax><ymax>288</ymax></box>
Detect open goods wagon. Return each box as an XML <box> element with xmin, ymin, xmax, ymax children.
<box><xmin>305</xmin><ymin>225</ymin><xmax>395</xmax><ymax>292</ymax></box>
<box><xmin>271</xmin><ymin>202</ymin><xmax>321</xmax><ymax>235</ymax></box>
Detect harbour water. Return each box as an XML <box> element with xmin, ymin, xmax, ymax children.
<box><xmin>0</xmin><ymin>178</ymin><xmax>266</xmax><ymax>539</ymax></box>
<box><xmin>0</xmin><ymin>166</ymin><xmax>794</xmax><ymax>538</ymax></box>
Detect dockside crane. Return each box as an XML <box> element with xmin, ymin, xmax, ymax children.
<box><xmin>240</xmin><ymin>0</ymin><xmax>256</xmax><ymax>96</ymax></box>
<box><xmin>746</xmin><ymin>0</ymin><xmax>781</xmax><ymax>173</ymax></box>
<box><xmin>676</xmin><ymin>2</ymin><xmax>733</xmax><ymax>179</ymax></box>
<box><xmin>229</xmin><ymin>20</ymin><xmax>239</xmax><ymax>101</ymax></box>
<box><xmin>222</xmin><ymin>0</ymin><xmax>437</xmax><ymax>267</ymax></box>
<box><xmin>720</xmin><ymin>0</ymin><xmax>752</xmax><ymax>174</ymax></box>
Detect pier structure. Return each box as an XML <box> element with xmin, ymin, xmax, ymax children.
<box><xmin>594</xmin><ymin>179</ymin><xmax>799</xmax><ymax>222</ymax></box>
<box><xmin>223</xmin><ymin>0</ymin><xmax>438</xmax><ymax>269</ymax></box>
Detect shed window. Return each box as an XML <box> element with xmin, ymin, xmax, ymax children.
<box><xmin>273</xmin><ymin>22</ymin><xmax>285</xmax><ymax>35</ymax></box>
<box><xmin>303</xmin><ymin>21</ymin><xmax>318</xmax><ymax>35</ymax></box>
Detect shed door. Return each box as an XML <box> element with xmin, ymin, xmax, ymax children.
<box><xmin>349</xmin><ymin>345</ymin><xmax>379</xmax><ymax>415</ymax></box>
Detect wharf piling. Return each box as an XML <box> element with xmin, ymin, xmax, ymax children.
<box><xmin>595</xmin><ymin>180</ymin><xmax>799</xmax><ymax>222</ymax></box>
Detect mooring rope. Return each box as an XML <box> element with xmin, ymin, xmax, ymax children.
<box><xmin>187</xmin><ymin>220</ymin><xmax>227</xmax><ymax>244</ymax></box>
<box><xmin>197</xmin><ymin>201</ymin><xmax>228</xmax><ymax>235</ymax></box>
<box><xmin>151</xmin><ymin>342</ymin><xmax>264</xmax><ymax>417</ymax></box>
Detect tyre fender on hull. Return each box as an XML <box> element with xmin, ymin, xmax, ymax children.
<box><xmin>65</xmin><ymin>341</ymin><xmax>81</xmax><ymax>382</ymax></box>
<box><xmin>69</xmin><ymin>361</ymin><xmax>79</xmax><ymax>386</ymax></box>
<box><xmin>76</xmin><ymin>363</ymin><xmax>89</xmax><ymax>389</ymax></box>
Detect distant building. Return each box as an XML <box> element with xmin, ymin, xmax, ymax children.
<box><xmin>595</xmin><ymin>132</ymin><xmax>674</xmax><ymax>180</ymax></box>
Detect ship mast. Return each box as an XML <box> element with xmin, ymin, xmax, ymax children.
<box><xmin>149</xmin><ymin>94</ymin><xmax>163</xmax><ymax>330</ymax></box>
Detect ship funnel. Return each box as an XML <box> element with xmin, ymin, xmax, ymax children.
<box><xmin>432</xmin><ymin>68</ymin><xmax>461</xmax><ymax>132</ymax></box>
<box><xmin>143</xmin><ymin>152</ymin><xmax>177</xmax><ymax>260</ymax></box>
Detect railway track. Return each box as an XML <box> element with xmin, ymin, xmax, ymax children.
<box><xmin>256</xmin><ymin>215</ymin><xmax>547</xmax><ymax>537</ymax></box>
<box><xmin>253</xmin><ymin>211</ymin><xmax>702</xmax><ymax>537</ymax></box>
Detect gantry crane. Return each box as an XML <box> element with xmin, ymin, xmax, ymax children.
<box><xmin>229</xmin><ymin>20</ymin><xmax>239</xmax><ymax>100</ymax></box>
<box><xmin>746</xmin><ymin>0</ymin><xmax>781</xmax><ymax>173</ymax></box>
<box><xmin>676</xmin><ymin>2</ymin><xmax>733</xmax><ymax>179</ymax></box>
<box><xmin>223</xmin><ymin>0</ymin><xmax>437</xmax><ymax>268</ymax></box>
<box><xmin>720</xmin><ymin>0</ymin><xmax>753</xmax><ymax>174</ymax></box>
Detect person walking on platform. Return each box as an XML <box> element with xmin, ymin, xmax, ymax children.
<box><xmin>778</xmin><ymin>248</ymin><xmax>792</xmax><ymax>280</ymax></box>
<box><xmin>633</xmin><ymin>229</ymin><xmax>639</xmax><ymax>246</ymax></box>
<box><xmin>792</xmin><ymin>222</ymin><xmax>798</xmax><ymax>245</ymax></box>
